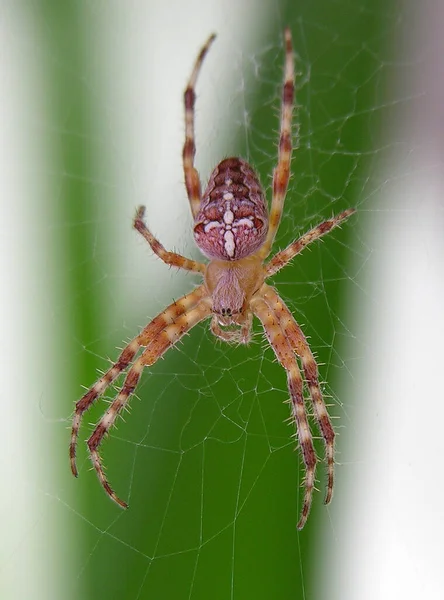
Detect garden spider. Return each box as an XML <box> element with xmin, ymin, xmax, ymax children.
<box><xmin>70</xmin><ymin>28</ymin><xmax>355</xmax><ymax>530</ymax></box>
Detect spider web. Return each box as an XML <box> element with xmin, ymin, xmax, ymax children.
<box><xmin>3</xmin><ymin>1</ymin><xmax>439</xmax><ymax>599</ymax></box>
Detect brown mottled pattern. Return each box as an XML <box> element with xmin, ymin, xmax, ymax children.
<box><xmin>71</xmin><ymin>28</ymin><xmax>356</xmax><ymax>530</ymax></box>
<box><xmin>194</xmin><ymin>158</ymin><xmax>268</xmax><ymax>260</ymax></box>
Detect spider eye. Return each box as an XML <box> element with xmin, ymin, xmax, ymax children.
<box><xmin>213</xmin><ymin>294</ymin><xmax>243</xmax><ymax>319</ymax></box>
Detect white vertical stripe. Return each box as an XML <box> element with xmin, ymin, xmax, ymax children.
<box><xmin>327</xmin><ymin>2</ymin><xmax>444</xmax><ymax>597</ymax></box>
<box><xmin>0</xmin><ymin>4</ymin><xmax>64</xmax><ymax>599</ymax></box>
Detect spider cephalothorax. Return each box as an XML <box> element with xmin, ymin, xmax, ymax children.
<box><xmin>70</xmin><ymin>29</ymin><xmax>355</xmax><ymax>529</ymax></box>
<box><xmin>205</xmin><ymin>255</ymin><xmax>264</xmax><ymax>321</ymax></box>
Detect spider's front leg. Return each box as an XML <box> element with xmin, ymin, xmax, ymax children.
<box><xmin>261</xmin><ymin>285</ymin><xmax>335</xmax><ymax>506</ymax></box>
<box><xmin>70</xmin><ymin>284</ymin><xmax>208</xmax><ymax>478</ymax></box>
<box><xmin>251</xmin><ymin>294</ymin><xmax>317</xmax><ymax>530</ymax></box>
<box><xmin>87</xmin><ymin>297</ymin><xmax>212</xmax><ymax>508</ymax></box>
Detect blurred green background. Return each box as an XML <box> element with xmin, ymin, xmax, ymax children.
<box><xmin>13</xmin><ymin>0</ymin><xmax>393</xmax><ymax>598</ymax></box>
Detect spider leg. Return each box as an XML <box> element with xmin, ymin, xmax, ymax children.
<box><xmin>70</xmin><ymin>284</ymin><xmax>208</xmax><ymax>476</ymax></box>
<box><xmin>134</xmin><ymin>206</ymin><xmax>206</xmax><ymax>273</ymax></box>
<box><xmin>87</xmin><ymin>297</ymin><xmax>212</xmax><ymax>507</ymax></box>
<box><xmin>210</xmin><ymin>312</ymin><xmax>253</xmax><ymax>344</ymax></box>
<box><xmin>251</xmin><ymin>295</ymin><xmax>316</xmax><ymax>530</ymax></box>
<box><xmin>266</xmin><ymin>208</ymin><xmax>356</xmax><ymax>277</ymax></box>
<box><xmin>259</xmin><ymin>28</ymin><xmax>294</xmax><ymax>259</ymax></box>
<box><xmin>183</xmin><ymin>34</ymin><xmax>216</xmax><ymax>218</ymax></box>
<box><xmin>261</xmin><ymin>284</ymin><xmax>335</xmax><ymax>505</ymax></box>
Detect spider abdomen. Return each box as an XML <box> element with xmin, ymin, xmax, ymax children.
<box><xmin>194</xmin><ymin>157</ymin><xmax>268</xmax><ymax>260</ymax></box>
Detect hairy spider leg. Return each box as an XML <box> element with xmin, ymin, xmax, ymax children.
<box><xmin>251</xmin><ymin>295</ymin><xmax>317</xmax><ymax>530</ymax></box>
<box><xmin>70</xmin><ymin>285</ymin><xmax>208</xmax><ymax>476</ymax></box>
<box><xmin>260</xmin><ymin>27</ymin><xmax>294</xmax><ymax>258</ymax></box>
<box><xmin>134</xmin><ymin>206</ymin><xmax>206</xmax><ymax>273</ymax></box>
<box><xmin>266</xmin><ymin>208</ymin><xmax>356</xmax><ymax>277</ymax></box>
<box><xmin>261</xmin><ymin>284</ymin><xmax>335</xmax><ymax>505</ymax></box>
<box><xmin>183</xmin><ymin>34</ymin><xmax>216</xmax><ymax>219</ymax></box>
<box><xmin>87</xmin><ymin>297</ymin><xmax>212</xmax><ymax>507</ymax></box>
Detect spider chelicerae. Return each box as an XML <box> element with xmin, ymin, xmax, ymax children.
<box><xmin>70</xmin><ymin>28</ymin><xmax>355</xmax><ymax>530</ymax></box>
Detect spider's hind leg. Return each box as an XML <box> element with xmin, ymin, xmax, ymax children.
<box><xmin>183</xmin><ymin>34</ymin><xmax>216</xmax><ymax>218</ymax></box>
<box><xmin>259</xmin><ymin>28</ymin><xmax>294</xmax><ymax>259</ymax></box>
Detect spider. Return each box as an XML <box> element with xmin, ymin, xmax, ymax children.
<box><xmin>70</xmin><ymin>28</ymin><xmax>355</xmax><ymax>530</ymax></box>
